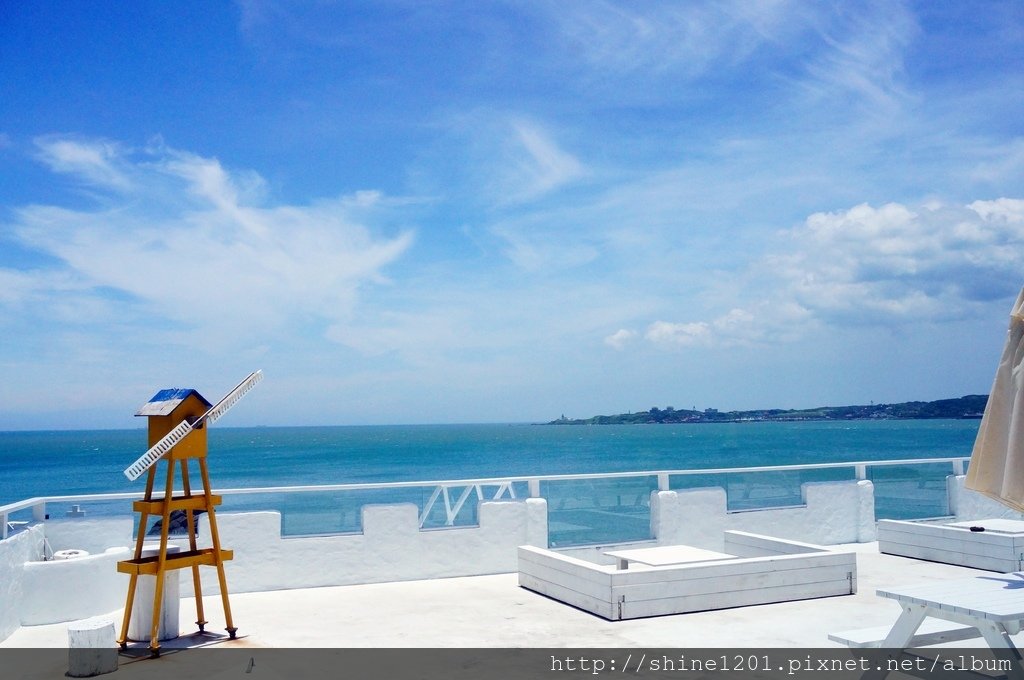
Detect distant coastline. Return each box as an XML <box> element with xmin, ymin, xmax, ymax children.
<box><xmin>550</xmin><ymin>394</ymin><xmax>988</xmax><ymax>425</ymax></box>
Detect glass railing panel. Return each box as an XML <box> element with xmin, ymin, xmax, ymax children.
<box><xmin>724</xmin><ymin>467</ymin><xmax>858</xmax><ymax>511</ymax></box>
<box><xmin>868</xmin><ymin>462</ymin><xmax>955</xmax><ymax>519</ymax></box>
<box><xmin>668</xmin><ymin>472</ymin><xmax>727</xmax><ymax>492</ymax></box>
<box><xmin>541</xmin><ymin>476</ymin><xmax>657</xmax><ymax>548</ymax></box>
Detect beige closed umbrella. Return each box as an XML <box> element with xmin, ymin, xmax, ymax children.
<box><xmin>965</xmin><ymin>287</ymin><xmax>1024</xmax><ymax>511</ymax></box>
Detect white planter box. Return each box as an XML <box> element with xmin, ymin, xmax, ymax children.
<box><xmin>877</xmin><ymin>518</ymin><xmax>1024</xmax><ymax>572</ymax></box>
<box><xmin>517</xmin><ymin>530</ymin><xmax>856</xmax><ymax>621</ymax></box>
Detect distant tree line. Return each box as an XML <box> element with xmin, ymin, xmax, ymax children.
<box><xmin>550</xmin><ymin>395</ymin><xmax>989</xmax><ymax>425</ymax></box>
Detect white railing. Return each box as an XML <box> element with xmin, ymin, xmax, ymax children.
<box><xmin>1</xmin><ymin>456</ymin><xmax>971</xmax><ymax>540</ymax></box>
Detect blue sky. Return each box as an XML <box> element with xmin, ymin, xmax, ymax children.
<box><xmin>1</xmin><ymin>1</ymin><xmax>1022</xmax><ymax>429</ymax></box>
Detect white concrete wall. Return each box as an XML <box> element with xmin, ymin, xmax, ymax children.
<box><xmin>0</xmin><ymin>526</ymin><xmax>44</xmax><ymax>642</ymax></box>
<box><xmin>42</xmin><ymin>517</ymin><xmax>133</xmax><ymax>555</ymax></box>
<box><xmin>0</xmin><ymin>481</ymin><xmax>880</xmax><ymax>640</ymax></box>
<box><xmin>19</xmin><ymin>547</ymin><xmax>130</xmax><ymax>625</ymax></box>
<box><xmin>651</xmin><ymin>480</ymin><xmax>876</xmax><ymax>551</ymax></box>
<box><xmin>0</xmin><ymin>499</ymin><xmax>547</xmax><ymax>636</ymax></box>
<box><xmin>949</xmin><ymin>474</ymin><xmax>1024</xmax><ymax>521</ymax></box>
<box><xmin>185</xmin><ymin>498</ymin><xmax>549</xmax><ymax>596</ymax></box>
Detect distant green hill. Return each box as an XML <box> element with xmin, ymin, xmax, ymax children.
<box><xmin>550</xmin><ymin>395</ymin><xmax>988</xmax><ymax>425</ymax></box>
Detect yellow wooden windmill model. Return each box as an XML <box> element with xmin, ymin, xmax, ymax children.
<box><xmin>116</xmin><ymin>370</ymin><xmax>263</xmax><ymax>656</ymax></box>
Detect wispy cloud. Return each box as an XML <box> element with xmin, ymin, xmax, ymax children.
<box><xmin>797</xmin><ymin>2</ymin><xmax>918</xmax><ymax>117</ymax></box>
<box><xmin>491</xmin><ymin>224</ymin><xmax>598</xmax><ymax>272</ymax></box>
<box><xmin>509</xmin><ymin>121</ymin><xmax>585</xmax><ymax>199</ymax></box>
<box><xmin>34</xmin><ymin>136</ymin><xmax>133</xmax><ymax>191</ymax></box>
<box><xmin>4</xmin><ymin>137</ymin><xmax>414</xmax><ymax>348</ymax></box>
<box><xmin>460</xmin><ymin>116</ymin><xmax>585</xmax><ymax>205</ymax></box>
<box><xmin>971</xmin><ymin>139</ymin><xmax>1024</xmax><ymax>184</ymax></box>
<box><xmin>535</xmin><ymin>0</ymin><xmax>801</xmax><ymax>78</ymax></box>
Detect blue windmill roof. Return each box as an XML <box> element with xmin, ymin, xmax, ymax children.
<box><xmin>135</xmin><ymin>388</ymin><xmax>212</xmax><ymax>417</ymax></box>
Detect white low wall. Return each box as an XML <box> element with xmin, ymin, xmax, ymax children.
<box><xmin>0</xmin><ymin>526</ymin><xmax>44</xmax><ymax>642</ymax></box>
<box><xmin>650</xmin><ymin>480</ymin><xmax>876</xmax><ymax>551</ymax></box>
<box><xmin>19</xmin><ymin>547</ymin><xmax>130</xmax><ymax>625</ymax></box>
<box><xmin>949</xmin><ymin>475</ymin><xmax>1024</xmax><ymax>521</ymax></box>
<box><xmin>0</xmin><ymin>480</ymin><xmax>876</xmax><ymax>639</ymax></box>
<box><xmin>41</xmin><ymin>517</ymin><xmax>133</xmax><ymax>555</ymax></box>
<box><xmin>0</xmin><ymin>499</ymin><xmax>548</xmax><ymax>636</ymax></box>
<box><xmin>185</xmin><ymin>498</ymin><xmax>549</xmax><ymax>596</ymax></box>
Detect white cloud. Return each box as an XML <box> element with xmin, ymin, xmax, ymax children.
<box><xmin>969</xmin><ymin>197</ymin><xmax>1024</xmax><ymax>224</ymax></box>
<box><xmin>645</xmin><ymin>320</ymin><xmax>711</xmax><ymax>346</ymax></box>
<box><xmin>783</xmin><ymin>200</ymin><xmax>1023</xmax><ymax>314</ymax></box>
<box><xmin>483</xmin><ymin>119</ymin><xmax>584</xmax><ymax>204</ymax></box>
<box><xmin>443</xmin><ymin>113</ymin><xmax>586</xmax><ymax>206</ymax></box>
<box><xmin>537</xmin><ymin>0</ymin><xmax>801</xmax><ymax>78</ymax></box>
<box><xmin>34</xmin><ymin>136</ymin><xmax>133</xmax><ymax>191</ymax></box>
<box><xmin>510</xmin><ymin>121</ymin><xmax>585</xmax><ymax>199</ymax></box>
<box><xmin>492</xmin><ymin>225</ymin><xmax>599</xmax><ymax>272</ymax></box>
<box><xmin>970</xmin><ymin>139</ymin><xmax>1024</xmax><ymax>184</ymax></box>
<box><xmin>798</xmin><ymin>3</ymin><xmax>918</xmax><ymax>117</ymax></box>
<box><xmin>4</xmin><ymin>137</ymin><xmax>414</xmax><ymax>348</ymax></box>
<box><xmin>604</xmin><ymin>328</ymin><xmax>636</xmax><ymax>350</ymax></box>
<box><xmin>642</xmin><ymin>199</ymin><xmax>1024</xmax><ymax>350</ymax></box>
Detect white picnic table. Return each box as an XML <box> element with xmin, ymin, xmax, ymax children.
<box><xmin>602</xmin><ymin>545</ymin><xmax>734</xmax><ymax>570</ymax></box>
<box><xmin>832</xmin><ymin>572</ymin><xmax>1024</xmax><ymax>680</ymax></box>
<box><xmin>876</xmin><ymin>573</ymin><xmax>1024</xmax><ymax>649</ymax></box>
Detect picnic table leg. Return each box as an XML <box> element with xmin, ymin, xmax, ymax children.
<box><xmin>854</xmin><ymin>606</ymin><xmax>929</xmax><ymax>680</ymax></box>
<box><xmin>881</xmin><ymin>605</ymin><xmax>928</xmax><ymax>647</ymax></box>
<box><xmin>973</xmin><ymin>622</ymin><xmax>1024</xmax><ymax>680</ymax></box>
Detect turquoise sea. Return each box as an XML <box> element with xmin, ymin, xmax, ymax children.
<box><xmin>0</xmin><ymin>420</ymin><xmax>981</xmax><ymax>546</ymax></box>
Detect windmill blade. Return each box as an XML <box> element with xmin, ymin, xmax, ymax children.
<box><xmin>123</xmin><ymin>370</ymin><xmax>264</xmax><ymax>481</ymax></box>
<box><xmin>203</xmin><ymin>370</ymin><xmax>263</xmax><ymax>427</ymax></box>
<box><xmin>123</xmin><ymin>417</ymin><xmax>196</xmax><ymax>481</ymax></box>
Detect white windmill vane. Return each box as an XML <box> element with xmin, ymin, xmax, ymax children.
<box><xmin>123</xmin><ymin>369</ymin><xmax>264</xmax><ymax>481</ymax></box>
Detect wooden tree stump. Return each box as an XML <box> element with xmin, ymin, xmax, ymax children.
<box><xmin>67</xmin><ymin>618</ymin><xmax>118</xmax><ymax>677</ymax></box>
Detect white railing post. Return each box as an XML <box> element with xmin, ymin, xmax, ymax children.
<box><xmin>32</xmin><ymin>502</ymin><xmax>46</xmax><ymax>522</ymax></box>
<box><xmin>657</xmin><ymin>473</ymin><xmax>670</xmax><ymax>491</ymax></box>
<box><xmin>855</xmin><ymin>464</ymin><xmax>867</xmax><ymax>480</ymax></box>
<box><xmin>1</xmin><ymin>512</ymin><xmax>7</xmax><ymax>540</ymax></box>
<box><xmin>528</xmin><ymin>478</ymin><xmax>540</xmax><ymax>497</ymax></box>
<box><xmin>953</xmin><ymin>459</ymin><xmax>965</xmax><ymax>476</ymax></box>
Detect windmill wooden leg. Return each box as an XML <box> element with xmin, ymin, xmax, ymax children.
<box><xmin>199</xmin><ymin>457</ymin><xmax>237</xmax><ymax>638</ymax></box>
<box><xmin>117</xmin><ymin>573</ymin><xmax>138</xmax><ymax>648</ymax></box>
<box><xmin>181</xmin><ymin>460</ymin><xmax>208</xmax><ymax>631</ymax></box>
<box><xmin>148</xmin><ymin>570</ymin><xmax>165</xmax><ymax>656</ymax></box>
<box><xmin>118</xmin><ymin>466</ymin><xmax>158</xmax><ymax>648</ymax></box>
<box><xmin>118</xmin><ymin>515</ymin><xmax>149</xmax><ymax>646</ymax></box>
<box><xmin>146</xmin><ymin>458</ymin><xmax>176</xmax><ymax>656</ymax></box>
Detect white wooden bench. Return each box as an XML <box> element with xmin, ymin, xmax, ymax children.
<box><xmin>829</xmin><ymin>618</ymin><xmax>979</xmax><ymax>648</ymax></box>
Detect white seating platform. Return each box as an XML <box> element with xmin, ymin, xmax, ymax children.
<box><xmin>878</xmin><ymin>518</ymin><xmax>1024</xmax><ymax>572</ymax></box>
<box><xmin>518</xmin><ymin>530</ymin><xmax>856</xmax><ymax>620</ymax></box>
<box><xmin>829</xmin><ymin>619</ymin><xmax>979</xmax><ymax>648</ymax></box>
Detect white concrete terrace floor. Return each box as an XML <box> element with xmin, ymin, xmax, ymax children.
<box><xmin>1</xmin><ymin>541</ymin><xmax>1016</xmax><ymax>649</ymax></box>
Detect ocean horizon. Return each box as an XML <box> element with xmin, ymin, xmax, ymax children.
<box><xmin>1</xmin><ymin>419</ymin><xmax>979</xmax><ymax>512</ymax></box>
<box><xmin>0</xmin><ymin>421</ymin><xmax>983</xmax><ymax>544</ymax></box>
